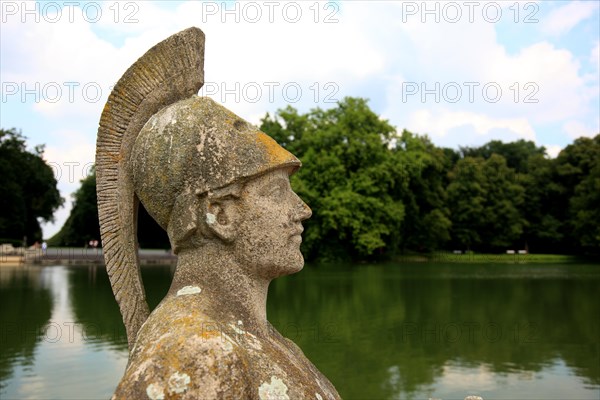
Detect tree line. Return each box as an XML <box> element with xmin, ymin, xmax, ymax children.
<box><xmin>0</xmin><ymin>128</ymin><xmax>62</xmax><ymax>246</ymax></box>
<box><xmin>48</xmin><ymin>167</ymin><xmax>169</xmax><ymax>250</ymax></box>
<box><xmin>3</xmin><ymin>98</ymin><xmax>598</xmax><ymax>260</ymax></box>
<box><xmin>260</xmin><ymin>98</ymin><xmax>599</xmax><ymax>260</ymax></box>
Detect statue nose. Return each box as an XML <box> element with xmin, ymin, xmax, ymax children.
<box><xmin>294</xmin><ymin>198</ymin><xmax>312</xmax><ymax>221</ymax></box>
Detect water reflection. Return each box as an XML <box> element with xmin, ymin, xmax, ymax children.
<box><xmin>0</xmin><ymin>266</ymin><xmax>52</xmax><ymax>392</ymax></box>
<box><xmin>0</xmin><ymin>266</ymin><xmax>129</xmax><ymax>399</ymax></box>
<box><xmin>268</xmin><ymin>263</ymin><xmax>600</xmax><ymax>399</ymax></box>
<box><xmin>0</xmin><ymin>263</ymin><xmax>598</xmax><ymax>399</ymax></box>
<box><xmin>67</xmin><ymin>265</ymin><xmax>174</xmax><ymax>350</ymax></box>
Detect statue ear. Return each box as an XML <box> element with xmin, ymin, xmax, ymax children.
<box><xmin>205</xmin><ymin>199</ymin><xmax>238</xmax><ymax>242</ymax></box>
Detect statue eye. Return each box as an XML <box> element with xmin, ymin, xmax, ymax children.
<box><xmin>269</xmin><ymin>185</ymin><xmax>282</xmax><ymax>195</ymax></box>
<box><xmin>267</xmin><ymin>181</ymin><xmax>287</xmax><ymax>196</ymax></box>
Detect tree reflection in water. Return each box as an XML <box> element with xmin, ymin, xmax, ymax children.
<box><xmin>0</xmin><ymin>266</ymin><xmax>52</xmax><ymax>391</ymax></box>
<box><xmin>1</xmin><ymin>263</ymin><xmax>598</xmax><ymax>399</ymax></box>
<box><xmin>268</xmin><ymin>263</ymin><xmax>600</xmax><ymax>398</ymax></box>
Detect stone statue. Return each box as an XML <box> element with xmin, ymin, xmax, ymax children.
<box><xmin>96</xmin><ymin>27</ymin><xmax>341</xmax><ymax>399</ymax></box>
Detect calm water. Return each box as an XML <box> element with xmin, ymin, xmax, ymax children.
<box><xmin>0</xmin><ymin>263</ymin><xmax>598</xmax><ymax>399</ymax></box>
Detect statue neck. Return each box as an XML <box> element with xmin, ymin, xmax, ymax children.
<box><xmin>168</xmin><ymin>244</ymin><xmax>271</xmax><ymax>333</ymax></box>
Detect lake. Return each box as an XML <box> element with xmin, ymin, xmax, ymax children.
<box><xmin>1</xmin><ymin>262</ymin><xmax>598</xmax><ymax>399</ymax></box>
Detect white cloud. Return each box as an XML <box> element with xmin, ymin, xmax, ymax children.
<box><xmin>41</xmin><ymin>199</ymin><xmax>72</xmax><ymax>239</ymax></box>
<box><xmin>563</xmin><ymin>120</ymin><xmax>598</xmax><ymax>139</ymax></box>
<box><xmin>39</xmin><ymin>130</ymin><xmax>96</xmax><ymax>238</ymax></box>
<box><xmin>2</xmin><ymin>2</ymin><xmax>389</xmax><ymax>238</ymax></box>
<box><xmin>3</xmin><ymin>20</ymin><xmax>123</xmax><ymax>119</ymax></box>
<box><xmin>438</xmin><ymin>34</ymin><xmax>586</xmax><ymax>122</ymax></box>
<box><xmin>2</xmin><ymin>1</ymin><xmax>598</xmax><ymax>238</ymax></box>
<box><xmin>591</xmin><ymin>41</ymin><xmax>600</xmax><ymax>71</ymax></box>
<box><xmin>541</xmin><ymin>1</ymin><xmax>599</xmax><ymax>36</ymax></box>
<box><xmin>42</xmin><ymin>130</ymin><xmax>96</xmax><ymax>188</ymax></box>
<box><xmin>2</xmin><ymin>1</ymin><xmax>388</xmax><ymax>120</ymax></box>
<box><xmin>486</xmin><ymin>41</ymin><xmax>590</xmax><ymax>123</ymax></box>
<box><xmin>408</xmin><ymin>109</ymin><xmax>536</xmax><ymax>141</ymax></box>
<box><xmin>381</xmin><ymin>8</ymin><xmax>595</xmax><ymax>148</ymax></box>
<box><xmin>545</xmin><ymin>145</ymin><xmax>563</xmax><ymax>158</ymax></box>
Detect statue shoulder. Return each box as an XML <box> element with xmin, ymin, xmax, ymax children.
<box><xmin>112</xmin><ymin>298</ymin><xmax>252</xmax><ymax>399</ymax></box>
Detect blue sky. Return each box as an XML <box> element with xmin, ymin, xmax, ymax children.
<box><xmin>1</xmin><ymin>0</ymin><xmax>599</xmax><ymax>238</ymax></box>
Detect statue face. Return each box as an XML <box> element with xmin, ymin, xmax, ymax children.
<box><xmin>233</xmin><ymin>168</ymin><xmax>312</xmax><ymax>278</ymax></box>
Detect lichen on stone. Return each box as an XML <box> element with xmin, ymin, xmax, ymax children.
<box><xmin>206</xmin><ymin>213</ymin><xmax>216</xmax><ymax>225</ymax></box>
<box><xmin>231</xmin><ymin>323</ymin><xmax>245</xmax><ymax>335</ymax></box>
<box><xmin>176</xmin><ymin>286</ymin><xmax>202</xmax><ymax>296</ymax></box>
<box><xmin>258</xmin><ymin>376</ymin><xmax>289</xmax><ymax>400</ymax></box>
<box><xmin>145</xmin><ymin>382</ymin><xmax>165</xmax><ymax>400</ymax></box>
<box><xmin>168</xmin><ymin>371</ymin><xmax>191</xmax><ymax>394</ymax></box>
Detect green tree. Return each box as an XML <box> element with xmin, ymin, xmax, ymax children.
<box><xmin>459</xmin><ymin>139</ymin><xmax>551</xmax><ymax>252</ymax></box>
<box><xmin>447</xmin><ymin>154</ymin><xmax>525</xmax><ymax>250</ymax></box>
<box><xmin>50</xmin><ymin>170</ymin><xmax>170</xmax><ymax>249</ymax></box>
<box><xmin>553</xmin><ymin>135</ymin><xmax>600</xmax><ymax>253</ymax></box>
<box><xmin>0</xmin><ymin>128</ymin><xmax>63</xmax><ymax>245</ymax></box>
<box><xmin>49</xmin><ymin>169</ymin><xmax>100</xmax><ymax>246</ymax></box>
<box><xmin>460</xmin><ymin>139</ymin><xmax>546</xmax><ymax>174</ymax></box>
<box><xmin>557</xmin><ymin>135</ymin><xmax>600</xmax><ymax>252</ymax></box>
<box><xmin>482</xmin><ymin>154</ymin><xmax>526</xmax><ymax>248</ymax></box>
<box><xmin>446</xmin><ymin>157</ymin><xmax>486</xmax><ymax>249</ymax></box>
<box><xmin>261</xmin><ymin>98</ymin><xmax>404</xmax><ymax>261</ymax></box>
<box><xmin>259</xmin><ymin>107</ymin><xmax>308</xmax><ymax>154</ymax></box>
<box><xmin>520</xmin><ymin>154</ymin><xmax>564</xmax><ymax>252</ymax></box>
<box><xmin>570</xmin><ymin>161</ymin><xmax>600</xmax><ymax>250</ymax></box>
<box><xmin>392</xmin><ymin>130</ymin><xmax>451</xmax><ymax>252</ymax></box>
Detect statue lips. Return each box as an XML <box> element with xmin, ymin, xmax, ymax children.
<box><xmin>290</xmin><ymin>226</ymin><xmax>304</xmax><ymax>243</ymax></box>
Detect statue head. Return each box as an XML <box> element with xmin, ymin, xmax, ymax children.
<box><xmin>97</xmin><ymin>27</ymin><xmax>316</xmax><ymax>350</ymax></box>
<box><xmin>99</xmin><ymin>28</ymin><xmax>340</xmax><ymax>399</ymax></box>
<box><xmin>130</xmin><ymin>96</ymin><xmax>311</xmax><ymax>273</ymax></box>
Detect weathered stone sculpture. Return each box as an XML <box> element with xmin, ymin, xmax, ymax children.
<box><xmin>96</xmin><ymin>27</ymin><xmax>341</xmax><ymax>399</ymax></box>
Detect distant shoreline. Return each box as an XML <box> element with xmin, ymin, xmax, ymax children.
<box><xmin>3</xmin><ymin>247</ymin><xmax>596</xmax><ymax>267</ymax></box>
<box><xmin>1</xmin><ymin>247</ymin><xmax>176</xmax><ymax>266</ymax></box>
<box><xmin>391</xmin><ymin>252</ymin><xmax>595</xmax><ymax>264</ymax></box>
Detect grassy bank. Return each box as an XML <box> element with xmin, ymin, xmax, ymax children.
<box><xmin>393</xmin><ymin>252</ymin><xmax>590</xmax><ymax>264</ymax></box>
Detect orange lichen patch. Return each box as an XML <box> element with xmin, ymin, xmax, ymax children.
<box><xmin>173</xmin><ymin>314</ymin><xmax>200</xmax><ymax>329</ymax></box>
<box><xmin>255</xmin><ymin>132</ymin><xmax>298</xmax><ymax>165</ymax></box>
<box><xmin>199</xmin><ymin>329</ymin><xmax>221</xmax><ymax>340</ymax></box>
<box><xmin>102</xmin><ymin>101</ymin><xmax>112</xmax><ymax>115</ymax></box>
<box><xmin>223</xmin><ymin>115</ymin><xmax>237</xmax><ymax>127</ymax></box>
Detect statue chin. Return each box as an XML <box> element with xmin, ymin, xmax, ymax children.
<box><xmin>234</xmin><ymin>248</ymin><xmax>305</xmax><ymax>280</ymax></box>
<box><xmin>276</xmin><ymin>239</ymin><xmax>306</xmax><ymax>276</ymax></box>
<box><xmin>278</xmin><ymin>252</ymin><xmax>305</xmax><ymax>277</ymax></box>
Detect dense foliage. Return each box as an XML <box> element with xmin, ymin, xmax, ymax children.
<box><xmin>32</xmin><ymin>97</ymin><xmax>600</xmax><ymax>259</ymax></box>
<box><xmin>0</xmin><ymin>128</ymin><xmax>63</xmax><ymax>245</ymax></box>
<box><xmin>48</xmin><ymin>169</ymin><xmax>100</xmax><ymax>247</ymax></box>
<box><xmin>260</xmin><ymin>98</ymin><xmax>600</xmax><ymax>259</ymax></box>
<box><xmin>49</xmin><ymin>170</ymin><xmax>170</xmax><ymax>249</ymax></box>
